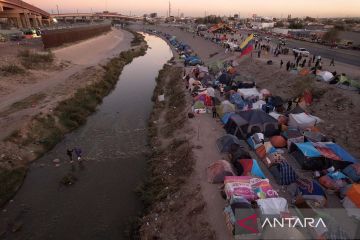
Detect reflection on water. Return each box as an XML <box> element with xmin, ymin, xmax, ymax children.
<box><xmin>0</xmin><ymin>33</ymin><xmax>173</xmax><ymax>240</ymax></box>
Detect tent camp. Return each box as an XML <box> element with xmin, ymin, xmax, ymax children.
<box><xmin>207</xmin><ymin>160</ymin><xmax>235</xmax><ymax>183</ymax></box>
<box><xmin>290</xmin><ymin>142</ymin><xmax>330</xmax><ymax>170</ymax></box>
<box><xmin>229</xmin><ymin>93</ymin><xmax>246</xmax><ymax>109</ymax></box>
<box><xmin>216</xmin><ymin>134</ymin><xmax>242</xmax><ymax>153</ymax></box>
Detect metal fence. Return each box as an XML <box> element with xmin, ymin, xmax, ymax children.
<box><xmin>41</xmin><ymin>23</ymin><xmax>111</xmax><ymax>49</ymax></box>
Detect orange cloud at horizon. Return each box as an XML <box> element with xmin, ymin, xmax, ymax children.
<box><xmin>26</xmin><ymin>0</ymin><xmax>360</xmax><ymax>18</ymax></box>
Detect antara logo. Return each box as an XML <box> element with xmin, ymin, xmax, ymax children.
<box><xmin>261</xmin><ymin>218</ymin><xmax>327</xmax><ymax>228</ymax></box>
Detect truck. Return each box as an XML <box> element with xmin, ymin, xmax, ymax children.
<box><xmin>292</xmin><ymin>47</ymin><xmax>310</xmax><ymax>56</ymax></box>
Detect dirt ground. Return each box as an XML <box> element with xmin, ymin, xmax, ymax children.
<box><xmin>140</xmin><ymin>24</ymin><xmax>360</xmax><ymax>239</ymax></box>
<box><xmin>0</xmin><ymin>29</ymin><xmax>132</xmax><ymax>142</ymax></box>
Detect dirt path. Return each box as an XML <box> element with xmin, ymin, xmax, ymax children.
<box><xmin>0</xmin><ymin>28</ymin><xmax>132</xmax><ymax>141</ymax></box>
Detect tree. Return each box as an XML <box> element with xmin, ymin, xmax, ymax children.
<box><xmin>275</xmin><ymin>21</ymin><xmax>284</xmax><ymax>27</ymax></box>
<box><xmin>322</xmin><ymin>29</ymin><xmax>340</xmax><ymax>43</ymax></box>
<box><xmin>289</xmin><ymin>21</ymin><xmax>304</xmax><ymax>29</ymax></box>
<box><xmin>304</xmin><ymin>16</ymin><xmax>316</xmax><ymax>22</ymax></box>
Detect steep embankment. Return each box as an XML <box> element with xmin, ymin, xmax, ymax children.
<box><xmin>0</xmin><ymin>31</ymin><xmax>147</xmax><ymax>207</ymax></box>
<box><xmin>134</xmin><ymin>63</ymin><xmax>216</xmax><ymax>239</ymax></box>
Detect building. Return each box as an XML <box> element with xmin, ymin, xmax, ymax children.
<box><xmin>0</xmin><ymin>0</ymin><xmax>51</xmax><ymax>28</ymax></box>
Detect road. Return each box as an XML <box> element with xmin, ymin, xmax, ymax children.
<box><xmin>272</xmin><ymin>38</ymin><xmax>360</xmax><ymax>67</ymax></box>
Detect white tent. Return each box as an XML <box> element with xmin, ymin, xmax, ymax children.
<box><xmin>256</xmin><ymin>197</ymin><xmax>288</xmax><ymax>215</ymax></box>
<box><xmin>288</xmin><ymin>113</ymin><xmax>322</xmax><ymax>129</ymax></box>
<box><xmin>316</xmin><ymin>71</ymin><xmax>334</xmax><ymax>82</ymax></box>
<box><xmin>237</xmin><ymin>88</ymin><xmax>260</xmax><ymax>99</ymax></box>
<box><xmin>206</xmin><ymin>87</ymin><xmax>215</xmax><ymax>97</ymax></box>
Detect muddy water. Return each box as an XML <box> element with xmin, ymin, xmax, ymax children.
<box><xmin>0</xmin><ymin>34</ymin><xmax>172</xmax><ymax>240</ymax></box>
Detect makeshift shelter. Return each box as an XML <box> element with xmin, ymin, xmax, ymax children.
<box><xmin>221</xmin><ymin>112</ymin><xmax>235</xmax><ymax>125</ymax></box>
<box><xmin>230</xmin><ymin>147</ymin><xmax>252</xmax><ymax>163</ymax></box>
<box><xmin>290</xmin><ymin>142</ymin><xmax>329</xmax><ymax>170</ymax></box>
<box><xmin>288</xmin><ymin>178</ymin><xmax>327</xmax><ymax>207</ymax></box>
<box><xmin>224</xmin><ymin>114</ymin><xmax>248</xmax><ymax>135</ymax></box>
<box><xmin>217</xmin><ymin>72</ymin><xmax>232</xmax><ymax>85</ymax></box>
<box><xmin>316</xmin><ymin>71</ymin><xmax>334</xmax><ymax>82</ymax></box>
<box><xmin>236</xmin><ymin>159</ymin><xmax>266</xmax><ymax>178</ymax></box>
<box><xmin>343</xmin><ymin>164</ymin><xmax>360</xmax><ymax>182</ymax></box>
<box><xmin>216</xmin><ymin>134</ymin><xmax>242</xmax><ymax>153</ymax></box>
<box><xmin>234</xmin><ymin>110</ymin><xmax>279</xmax><ymax>138</ymax></box>
<box><xmin>207</xmin><ymin>160</ymin><xmax>235</xmax><ymax>183</ymax></box>
<box><xmin>229</xmin><ymin>93</ymin><xmax>246</xmax><ymax>109</ymax></box>
<box><xmin>206</xmin><ymin>87</ymin><xmax>215</xmax><ymax>97</ymax></box>
<box><xmin>257</xmin><ymin>197</ymin><xmax>288</xmax><ymax>217</ymax></box>
<box><xmin>288</xmin><ymin>113</ymin><xmax>321</xmax><ymax>129</ymax></box>
<box><xmin>237</xmin><ymin>88</ymin><xmax>260</xmax><ymax>99</ymax></box>
<box><xmin>269</xmin><ymin>162</ymin><xmax>298</xmax><ymax>185</ymax></box>
<box><xmin>217</xmin><ymin>100</ymin><xmax>236</xmax><ymax>118</ymax></box>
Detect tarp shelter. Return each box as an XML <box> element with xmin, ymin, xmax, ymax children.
<box><xmin>221</xmin><ymin>112</ymin><xmax>235</xmax><ymax>125</ymax></box>
<box><xmin>217</xmin><ymin>100</ymin><xmax>236</xmax><ymax>118</ymax></box>
<box><xmin>217</xmin><ymin>72</ymin><xmax>232</xmax><ymax>85</ymax></box>
<box><xmin>224</xmin><ymin>114</ymin><xmax>249</xmax><ymax>136</ymax></box>
<box><xmin>288</xmin><ymin>113</ymin><xmax>321</xmax><ymax>129</ymax></box>
<box><xmin>237</xmin><ymin>88</ymin><xmax>260</xmax><ymax>99</ymax></box>
<box><xmin>207</xmin><ymin>160</ymin><xmax>235</xmax><ymax>183</ymax></box>
<box><xmin>237</xmin><ymin>159</ymin><xmax>266</xmax><ymax>178</ymax></box>
<box><xmin>257</xmin><ymin>197</ymin><xmax>288</xmax><ymax>216</ymax></box>
<box><xmin>234</xmin><ymin>110</ymin><xmax>279</xmax><ymax>138</ymax></box>
<box><xmin>230</xmin><ymin>93</ymin><xmax>246</xmax><ymax>109</ymax></box>
<box><xmin>290</xmin><ymin>142</ymin><xmax>329</xmax><ymax>170</ymax></box>
<box><xmin>325</xmin><ymin>143</ymin><xmax>358</xmax><ymax>167</ymax></box>
<box><xmin>216</xmin><ymin>134</ymin><xmax>242</xmax><ymax>153</ymax></box>
<box><xmin>316</xmin><ymin>71</ymin><xmax>334</xmax><ymax>82</ymax></box>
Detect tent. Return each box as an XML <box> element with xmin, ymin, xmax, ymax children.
<box><xmin>206</xmin><ymin>87</ymin><xmax>215</xmax><ymax>97</ymax></box>
<box><xmin>216</xmin><ymin>134</ymin><xmax>242</xmax><ymax>153</ymax></box>
<box><xmin>217</xmin><ymin>100</ymin><xmax>236</xmax><ymax>118</ymax></box>
<box><xmin>229</xmin><ymin>93</ymin><xmax>246</xmax><ymax>110</ymax></box>
<box><xmin>257</xmin><ymin>197</ymin><xmax>288</xmax><ymax>216</ymax></box>
<box><xmin>207</xmin><ymin>160</ymin><xmax>235</xmax><ymax>183</ymax></box>
<box><xmin>267</xmin><ymin>96</ymin><xmax>284</xmax><ymax>108</ymax></box>
<box><xmin>221</xmin><ymin>112</ymin><xmax>235</xmax><ymax>125</ymax></box>
<box><xmin>217</xmin><ymin>72</ymin><xmax>232</xmax><ymax>85</ymax></box>
<box><xmin>290</xmin><ymin>142</ymin><xmax>330</xmax><ymax>170</ymax></box>
<box><xmin>230</xmin><ymin>147</ymin><xmax>252</xmax><ymax>163</ymax></box>
<box><xmin>316</xmin><ymin>71</ymin><xmax>334</xmax><ymax>82</ymax></box>
<box><xmin>237</xmin><ymin>88</ymin><xmax>260</xmax><ymax>99</ymax></box>
<box><xmin>288</xmin><ymin>113</ymin><xmax>322</xmax><ymax>129</ymax></box>
<box><xmin>235</xmin><ymin>110</ymin><xmax>279</xmax><ymax>138</ymax></box>
<box><xmin>269</xmin><ymin>162</ymin><xmax>298</xmax><ymax>185</ymax></box>
<box><xmin>236</xmin><ymin>159</ymin><xmax>266</xmax><ymax>178</ymax></box>
<box><xmin>224</xmin><ymin>114</ymin><xmax>249</xmax><ymax>136</ymax></box>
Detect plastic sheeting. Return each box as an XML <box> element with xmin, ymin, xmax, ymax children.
<box><xmin>256</xmin><ymin>197</ymin><xmax>288</xmax><ymax>215</ymax></box>
<box><xmin>288</xmin><ymin>113</ymin><xmax>321</xmax><ymax>129</ymax></box>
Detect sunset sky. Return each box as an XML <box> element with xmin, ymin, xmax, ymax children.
<box><xmin>26</xmin><ymin>0</ymin><xmax>360</xmax><ymax>18</ymax></box>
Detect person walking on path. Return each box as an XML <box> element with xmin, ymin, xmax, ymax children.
<box><xmin>312</xmin><ymin>55</ymin><xmax>316</xmax><ymax>63</ymax></box>
<box><xmin>258</xmin><ymin>50</ymin><xmax>261</xmax><ymax>58</ymax></box>
<box><xmin>212</xmin><ymin>105</ymin><xmax>217</xmax><ymax>118</ymax></box>
<box><xmin>330</xmin><ymin>58</ymin><xmax>335</xmax><ymax>66</ymax></box>
<box><xmin>286</xmin><ymin>61</ymin><xmax>290</xmax><ymax>71</ymax></box>
<box><xmin>301</xmin><ymin>59</ymin><xmax>306</xmax><ymax>68</ymax></box>
<box><xmin>280</xmin><ymin>60</ymin><xmax>283</xmax><ymax>68</ymax></box>
<box><xmin>66</xmin><ymin>149</ymin><xmax>73</xmax><ymax>163</ymax></box>
<box><xmin>74</xmin><ymin>147</ymin><xmax>82</xmax><ymax>161</ymax></box>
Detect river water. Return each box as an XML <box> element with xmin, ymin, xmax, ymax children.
<box><xmin>0</xmin><ymin>33</ymin><xmax>173</xmax><ymax>240</ymax></box>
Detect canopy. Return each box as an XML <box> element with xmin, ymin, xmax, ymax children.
<box><xmin>294</xmin><ymin>142</ymin><xmax>322</xmax><ymax>157</ymax></box>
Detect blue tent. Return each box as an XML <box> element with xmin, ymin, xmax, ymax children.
<box><xmin>230</xmin><ymin>93</ymin><xmax>246</xmax><ymax>110</ymax></box>
<box><xmin>295</xmin><ymin>142</ymin><xmax>322</xmax><ymax>157</ymax></box>
<box><xmin>325</xmin><ymin>143</ymin><xmax>358</xmax><ymax>163</ymax></box>
<box><xmin>221</xmin><ymin>112</ymin><xmax>235</xmax><ymax>125</ymax></box>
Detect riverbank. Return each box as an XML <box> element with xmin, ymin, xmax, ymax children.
<box><xmin>136</xmin><ymin>62</ymin><xmax>216</xmax><ymax>239</ymax></box>
<box><xmin>0</xmin><ymin>30</ymin><xmax>147</xmax><ymax>208</ymax></box>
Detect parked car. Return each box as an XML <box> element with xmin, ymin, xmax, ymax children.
<box><xmin>292</xmin><ymin>47</ymin><xmax>310</xmax><ymax>56</ymax></box>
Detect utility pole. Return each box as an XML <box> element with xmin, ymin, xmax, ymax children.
<box><xmin>170</xmin><ymin>1</ymin><xmax>172</xmax><ymax>16</ymax></box>
<box><xmin>56</xmin><ymin>4</ymin><xmax>59</xmax><ymax>15</ymax></box>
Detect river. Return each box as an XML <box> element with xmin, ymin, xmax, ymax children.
<box><xmin>0</xmin><ymin>33</ymin><xmax>173</xmax><ymax>240</ymax></box>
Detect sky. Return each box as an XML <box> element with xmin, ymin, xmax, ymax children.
<box><xmin>26</xmin><ymin>0</ymin><xmax>360</xmax><ymax>18</ymax></box>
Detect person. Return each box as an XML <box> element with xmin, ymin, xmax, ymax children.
<box><xmin>301</xmin><ymin>59</ymin><xmax>306</xmax><ymax>68</ymax></box>
<box><xmin>312</xmin><ymin>55</ymin><xmax>316</xmax><ymax>63</ymax></box>
<box><xmin>74</xmin><ymin>147</ymin><xmax>82</xmax><ymax>161</ymax></box>
<box><xmin>330</xmin><ymin>58</ymin><xmax>335</xmax><ymax>66</ymax></box>
<box><xmin>220</xmin><ymin>84</ymin><xmax>224</xmax><ymax>97</ymax></box>
<box><xmin>212</xmin><ymin>105</ymin><xmax>217</xmax><ymax>118</ymax></box>
<box><xmin>308</xmin><ymin>58</ymin><xmax>312</xmax><ymax>67</ymax></box>
<box><xmin>66</xmin><ymin>149</ymin><xmax>73</xmax><ymax>162</ymax></box>
<box><xmin>280</xmin><ymin>59</ymin><xmax>283</xmax><ymax>68</ymax></box>
<box><xmin>286</xmin><ymin>61</ymin><xmax>290</xmax><ymax>71</ymax></box>
<box><xmin>258</xmin><ymin>50</ymin><xmax>261</xmax><ymax>58</ymax></box>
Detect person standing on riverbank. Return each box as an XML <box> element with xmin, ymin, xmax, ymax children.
<box><xmin>67</xmin><ymin>149</ymin><xmax>73</xmax><ymax>163</ymax></box>
<box><xmin>74</xmin><ymin>147</ymin><xmax>82</xmax><ymax>161</ymax></box>
<box><xmin>280</xmin><ymin>60</ymin><xmax>283</xmax><ymax>68</ymax></box>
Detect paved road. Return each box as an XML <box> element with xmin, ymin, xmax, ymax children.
<box><xmin>272</xmin><ymin>38</ymin><xmax>360</xmax><ymax>67</ymax></box>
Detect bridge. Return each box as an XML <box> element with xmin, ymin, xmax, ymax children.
<box><xmin>0</xmin><ymin>0</ymin><xmax>51</xmax><ymax>28</ymax></box>
<box><xmin>51</xmin><ymin>12</ymin><xmax>143</xmax><ymax>23</ymax></box>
